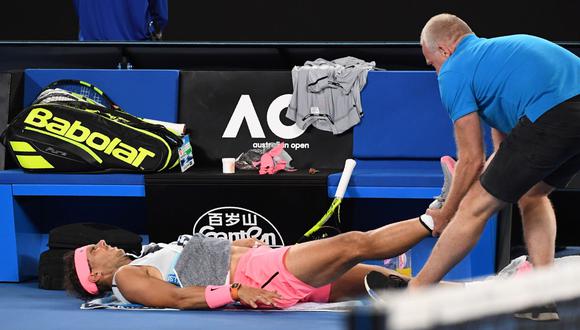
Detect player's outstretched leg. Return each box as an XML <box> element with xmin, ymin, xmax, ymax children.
<box><xmin>285</xmin><ymin>218</ymin><xmax>430</xmax><ymax>288</ymax></box>
<box><xmin>284</xmin><ymin>156</ymin><xmax>455</xmax><ymax>293</ymax></box>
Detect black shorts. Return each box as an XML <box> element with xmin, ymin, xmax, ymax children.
<box><xmin>480</xmin><ymin>94</ymin><xmax>580</xmax><ymax>203</ymax></box>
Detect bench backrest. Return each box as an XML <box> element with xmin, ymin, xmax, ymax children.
<box><xmin>354</xmin><ymin>71</ymin><xmax>457</xmax><ymax>160</ymax></box>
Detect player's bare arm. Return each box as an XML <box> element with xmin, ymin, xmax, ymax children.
<box><xmin>115</xmin><ymin>265</ymin><xmax>281</xmax><ymax>309</ymax></box>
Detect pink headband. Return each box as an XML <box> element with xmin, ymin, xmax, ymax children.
<box><xmin>74</xmin><ymin>245</ymin><xmax>99</xmax><ymax>295</ymax></box>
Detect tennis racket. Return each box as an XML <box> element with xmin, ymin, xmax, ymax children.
<box><xmin>296</xmin><ymin>159</ymin><xmax>356</xmax><ymax>243</ymax></box>
<box><xmin>37</xmin><ymin>80</ymin><xmax>121</xmax><ymax>110</ymax></box>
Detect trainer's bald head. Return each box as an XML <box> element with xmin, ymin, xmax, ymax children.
<box><xmin>421</xmin><ymin>14</ymin><xmax>473</xmax><ymax>51</ymax></box>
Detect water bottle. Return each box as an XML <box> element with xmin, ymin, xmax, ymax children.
<box><xmin>383</xmin><ymin>250</ymin><xmax>412</xmax><ymax>276</ymax></box>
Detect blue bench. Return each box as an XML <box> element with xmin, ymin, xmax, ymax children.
<box><xmin>0</xmin><ymin>69</ymin><xmax>179</xmax><ymax>281</ymax></box>
<box><xmin>328</xmin><ymin>71</ymin><xmax>497</xmax><ymax>280</ymax></box>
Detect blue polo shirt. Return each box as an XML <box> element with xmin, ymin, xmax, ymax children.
<box><xmin>438</xmin><ymin>34</ymin><xmax>580</xmax><ymax>133</ymax></box>
<box><xmin>74</xmin><ymin>0</ymin><xmax>168</xmax><ymax>41</ymax></box>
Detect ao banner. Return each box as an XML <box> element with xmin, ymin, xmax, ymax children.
<box><xmin>179</xmin><ymin>71</ymin><xmax>353</xmax><ymax>169</ymax></box>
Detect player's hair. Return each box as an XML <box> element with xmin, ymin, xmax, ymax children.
<box><xmin>421</xmin><ymin>13</ymin><xmax>473</xmax><ymax>50</ymax></box>
<box><xmin>62</xmin><ymin>250</ymin><xmax>108</xmax><ymax>300</ymax></box>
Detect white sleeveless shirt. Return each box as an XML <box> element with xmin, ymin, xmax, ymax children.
<box><xmin>111</xmin><ymin>235</ymin><xmax>231</xmax><ymax>305</ymax></box>
<box><xmin>112</xmin><ymin>243</ymin><xmax>183</xmax><ymax>304</ymax></box>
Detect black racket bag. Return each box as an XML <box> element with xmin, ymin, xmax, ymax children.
<box><xmin>1</xmin><ymin>80</ymin><xmax>182</xmax><ymax>173</ymax></box>
<box><xmin>38</xmin><ymin>249</ymin><xmax>71</xmax><ymax>290</ymax></box>
<box><xmin>38</xmin><ymin>223</ymin><xmax>142</xmax><ymax>290</ymax></box>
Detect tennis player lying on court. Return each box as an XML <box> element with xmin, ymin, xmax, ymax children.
<box><xmin>62</xmin><ymin>157</ymin><xmax>454</xmax><ymax>309</ymax></box>
<box><xmin>63</xmin><ymin>216</ymin><xmax>437</xmax><ymax>309</ymax></box>
<box><xmin>62</xmin><ymin>158</ymin><xmax>454</xmax><ymax>310</ymax></box>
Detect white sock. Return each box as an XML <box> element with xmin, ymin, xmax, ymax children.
<box><xmin>419</xmin><ymin>214</ymin><xmax>434</xmax><ymax>232</ymax></box>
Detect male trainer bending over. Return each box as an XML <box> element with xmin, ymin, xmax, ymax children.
<box><xmin>410</xmin><ymin>13</ymin><xmax>580</xmax><ymax>288</ymax></box>
<box><xmin>64</xmin><ymin>215</ymin><xmax>435</xmax><ymax>309</ymax></box>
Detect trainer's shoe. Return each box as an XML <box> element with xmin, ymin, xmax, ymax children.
<box><xmin>429</xmin><ymin>156</ymin><xmax>456</xmax><ymax>209</ymax></box>
<box><xmin>364</xmin><ymin>271</ymin><xmax>408</xmax><ymax>303</ymax></box>
<box><xmin>514</xmin><ymin>302</ymin><xmax>560</xmax><ymax>321</ymax></box>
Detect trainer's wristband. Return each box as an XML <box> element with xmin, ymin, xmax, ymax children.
<box><xmin>205</xmin><ymin>285</ymin><xmax>234</xmax><ymax>309</ymax></box>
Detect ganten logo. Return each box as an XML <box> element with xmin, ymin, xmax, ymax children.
<box><xmin>193</xmin><ymin>206</ymin><xmax>285</xmax><ymax>247</ymax></box>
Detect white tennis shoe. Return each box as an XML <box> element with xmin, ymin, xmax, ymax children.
<box><xmin>429</xmin><ymin>155</ymin><xmax>456</xmax><ymax>210</ymax></box>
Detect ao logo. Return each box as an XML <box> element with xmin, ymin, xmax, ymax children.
<box><xmin>222</xmin><ymin>94</ymin><xmax>305</xmax><ymax>140</ymax></box>
<box><xmin>193</xmin><ymin>206</ymin><xmax>285</xmax><ymax>247</ymax></box>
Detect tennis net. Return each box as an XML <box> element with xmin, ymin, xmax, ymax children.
<box><xmin>350</xmin><ymin>256</ymin><xmax>580</xmax><ymax>329</ymax></box>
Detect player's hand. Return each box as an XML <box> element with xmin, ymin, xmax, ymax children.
<box><xmin>238</xmin><ymin>286</ymin><xmax>282</xmax><ymax>308</ymax></box>
<box><xmin>232</xmin><ymin>238</ymin><xmax>267</xmax><ymax>248</ymax></box>
<box><xmin>426</xmin><ymin>208</ymin><xmax>452</xmax><ymax>237</ymax></box>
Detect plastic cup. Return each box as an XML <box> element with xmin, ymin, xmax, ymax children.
<box><xmin>222</xmin><ymin>158</ymin><xmax>236</xmax><ymax>174</ymax></box>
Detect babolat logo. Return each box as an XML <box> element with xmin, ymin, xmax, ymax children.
<box><xmin>193</xmin><ymin>207</ymin><xmax>285</xmax><ymax>247</ymax></box>
<box><xmin>24</xmin><ymin>107</ymin><xmax>155</xmax><ymax>167</ymax></box>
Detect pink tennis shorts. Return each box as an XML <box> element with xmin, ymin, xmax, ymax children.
<box><xmin>233</xmin><ymin>245</ymin><xmax>332</xmax><ymax>309</ymax></box>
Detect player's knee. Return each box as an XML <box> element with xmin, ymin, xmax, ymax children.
<box><xmin>335</xmin><ymin>231</ymin><xmax>367</xmax><ymax>258</ymax></box>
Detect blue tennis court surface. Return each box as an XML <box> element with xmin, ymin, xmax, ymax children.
<box><xmin>0</xmin><ymin>282</ymin><xmax>347</xmax><ymax>330</ymax></box>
